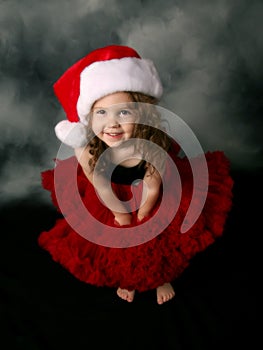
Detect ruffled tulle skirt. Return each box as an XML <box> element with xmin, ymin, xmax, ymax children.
<box><xmin>38</xmin><ymin>148</ymin><xmax>233</xmax><ymax>292</ymax></box>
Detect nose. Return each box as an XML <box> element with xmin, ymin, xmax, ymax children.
<box><xmin>106</xmin><ymin>112</ymin><xmax>120</xmax><ymax>128</ymax></box>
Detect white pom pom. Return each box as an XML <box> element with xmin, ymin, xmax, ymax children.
<box><xmin>54</xmin><ymin>120</ymin><xmax>88</xmax><ymax>148</ymax></box>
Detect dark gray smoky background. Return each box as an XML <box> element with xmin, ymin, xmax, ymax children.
<box><xmin>1</xmin><ymin>0</ymin><xmax>262</xmax><ymax>205</ymax></box>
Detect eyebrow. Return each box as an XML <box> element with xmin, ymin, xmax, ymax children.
<box><xmin>93</xmin><ymin>104</ymin><xmax>134</xmax><ymax>110</ymax></box>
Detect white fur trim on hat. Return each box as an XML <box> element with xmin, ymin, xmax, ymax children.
<box><xmin>77</xmin><ymin>57</ymin><xmax>163</xmax><ymax>124</ymax></box>
<box><xmin>54</xmin><ymin>120</ymin><xmax>88</xmax><ymax>148</ymax></box>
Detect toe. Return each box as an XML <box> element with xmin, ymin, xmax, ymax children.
<box><xmin>157</xmin><ymin>296</ymin><xmax>163</xmax><ymax>304</ymax></box>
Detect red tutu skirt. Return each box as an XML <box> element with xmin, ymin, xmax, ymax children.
<box><xmin>38</xmin><ymin>145</ymin><xmax>233</xmax><ymax>292</ymax></box>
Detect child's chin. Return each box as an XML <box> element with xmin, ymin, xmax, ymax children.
<box><xmin>106</xmin><ymin>140</ymin><xmax>123</xmax><ymax>148</ymax></box>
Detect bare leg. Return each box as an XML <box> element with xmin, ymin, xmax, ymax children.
<box><xmin>156</xmin><ymin>283</ymin><xmax>175</xmax><ymax>305</ymax></box>
<box><xmin>117</xmin><ymin>288</ymin><xmax>135</xmax><ymax>302</ymax></box>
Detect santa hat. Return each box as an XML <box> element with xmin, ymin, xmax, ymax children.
<box><xmin>53</xmin><ymin>45</ymin><xmax>163</xmax><ymax>147</ymax></box>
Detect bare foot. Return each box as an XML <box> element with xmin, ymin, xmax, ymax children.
<box><xmin>117</xmin><ymin>287</ymin><xmax>135</xmax><ymax>302</ymax></box>
<box><xmin>156</xmin><ymin>283</ymin><xmax>175</xmax><ymax>305</ymax></box>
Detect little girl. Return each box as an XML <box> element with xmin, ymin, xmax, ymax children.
<box><xmin>38</xmin><ymin>45</ymin><xmax>233</xmax><ymax>304</ymax></box>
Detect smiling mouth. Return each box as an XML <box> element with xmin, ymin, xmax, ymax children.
<box><xmin>104</xmin><ymin>132</ymin><xmax>123</xmax><ymax>137</ymax></box>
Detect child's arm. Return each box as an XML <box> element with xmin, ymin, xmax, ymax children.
<box><xmin>75</xmin><ymin>146</ymin><xmax>93</xmax><ymax>182</ymax></box>
<box><xmin>75</xmin><ymin>147</ymin><xmax>132</xmax><ymax>226</ymax></box>
<box><xmin>137</xmin><ymin>167</ymin><xmax>162</xmax><ymax>222</ymax></box>
<box><xmin>94</xmin><ymin>176</ymin><xmax>132</xmax><ymax>226</ymax></box>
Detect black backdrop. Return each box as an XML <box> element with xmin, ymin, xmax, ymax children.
<box><xmin>1</xmin><ymin>168</ymin><xmax>260</xmax><ymax>350</ymax></box>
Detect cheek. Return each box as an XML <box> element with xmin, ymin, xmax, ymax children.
<box><xmin>91</xmin><ymin>120</ymin><xmax>103</xmax><ymax>136</ymax></box>
<box><xmin>126</xmin><ymin>124</ymin><xmax>135</xmax><ymax>135</ymax></box>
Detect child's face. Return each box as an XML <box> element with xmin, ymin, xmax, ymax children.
<box><xmin>91</xmin><ymin>92</ymin><xmax>137</xmax><ymax>147</ymax></box>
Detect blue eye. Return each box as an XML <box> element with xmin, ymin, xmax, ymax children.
<box><xmin>119</xmin><ymin>109</ymin><xmax>131</xmax><ymax>117</ymax></box>
<box><xmin>95</xmin><ymin>109</ymin><xmax>106</xmax><ymax>115</ymax></box>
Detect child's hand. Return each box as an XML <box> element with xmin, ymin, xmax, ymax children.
<box><xmin>114</xmin><ymin>213</ymin><xmax>132</xmax><ymax>226</ymax></box>
<box><xmin>137</xmin><ymin>211</ymin><xmax>150</xmax><ymax>223</ymax></box>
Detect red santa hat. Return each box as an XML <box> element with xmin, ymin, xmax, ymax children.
<box><xmin>53</xmin><ymin>44</ymin><xmax>163</xmax><ymax>147</ymax></box>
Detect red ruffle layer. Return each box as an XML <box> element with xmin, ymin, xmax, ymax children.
<box><xmin>38</xmin><ymin>147</ymin><xmax>233</xmax><ymax>292</ymax></box>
